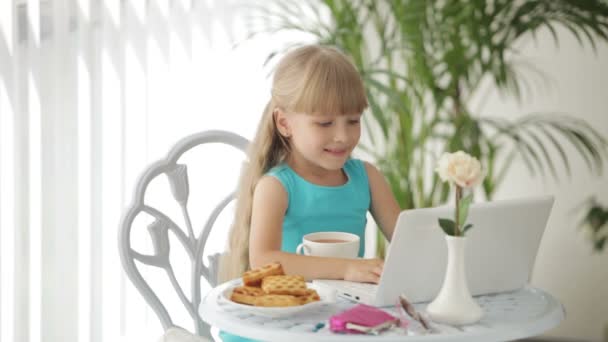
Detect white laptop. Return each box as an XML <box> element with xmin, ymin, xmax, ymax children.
<box><xmin>313</xmin><ymin>196</ymin><xmax>554</xmax><ymax>307</ymax></box>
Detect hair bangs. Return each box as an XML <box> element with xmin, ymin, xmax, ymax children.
<box><xmin>291</xmin><ymin>51</ymin><xmax>368</xmax><ymax>116</ymax></box>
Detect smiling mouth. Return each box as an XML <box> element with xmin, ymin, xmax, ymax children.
<box><xmin>324</xmin><ymin>148</ymin><xmax>347</xmax><ymax>156</ymax></box>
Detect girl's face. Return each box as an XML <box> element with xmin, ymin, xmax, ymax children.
<box><xmin>279</xmin><ymin>111</ymin><xmax>362</xmax><ymax>172</ymax></box>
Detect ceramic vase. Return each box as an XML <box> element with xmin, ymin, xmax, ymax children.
<box><xmin>426</xmin><ymin>235</ymin><xmax>483</xmax><ymax>325</ymax></box>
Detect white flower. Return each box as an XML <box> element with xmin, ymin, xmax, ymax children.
<box><xmin>436</xmin><ymin>151</ymin><xmax>484</xmax><ymax>188</ymax></box>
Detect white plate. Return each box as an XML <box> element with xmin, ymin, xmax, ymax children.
<box><xmin>219</xmin><ymin>283</ymin><xmax>330</xmax><ymax>317</ymax></box>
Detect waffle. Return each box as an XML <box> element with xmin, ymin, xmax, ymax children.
<box><xmin>261</xmin><ymin>275</ymin><xmax>308</xmax><ymax>296</ymax></box>
<box><xmin>233</xmin><ymin>285</ymin><xmax>265</xmax><ymax>296</ymax></box>
<box><xmin>230</xmin><ymin>293</ymin><xmax>259</xmax><ymax>305</ymax></box>
<box><xmin>229</xmin><ymin>285</ymin><xmax>265</xmax><ymax>305</ymax></box>
<box><xmin>253</xmin><ymin>294</ymin><xmax>302</xmax><ymax>307</ymax></box>
<box><xmin>242</xmin><ymin>262</ymin><xmax>284</xmax><ymax>286</ymax></box>
<box><xmin>296</xmin><ymin>289</ymin><xmax>321</xmax><ymax>305</ymax></box>
<box><xmin>229</xmin><ymin>262</ymin><xmax>321</xmax><ymax>307</ymax></box>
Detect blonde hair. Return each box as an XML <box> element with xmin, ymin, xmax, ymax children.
<box><xmin>218</xmin><ymin>45</ymin><xmax>368</xmax><ymax>282</ymax></box>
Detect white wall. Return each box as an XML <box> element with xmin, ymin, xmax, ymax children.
<box><xmin>473</xmin><ymin>27</ymin><xmax>608</xmax><ymax>341</ymax></box>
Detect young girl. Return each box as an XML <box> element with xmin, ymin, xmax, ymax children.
<box><xmin>220</xmin><ymin>44</ymin><xmax>401</xmax><ymax>286</ymax></box>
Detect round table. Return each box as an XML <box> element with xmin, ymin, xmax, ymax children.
<box><xmin>199</xmin><ymin>279</ymin><xmax>565</xmax><ymax>341</ymax></box>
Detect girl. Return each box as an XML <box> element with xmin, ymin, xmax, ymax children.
<box><xmin>220</xmin><ymin>44</ymin><xmax>401</xmax><ymax>286</ymax></box>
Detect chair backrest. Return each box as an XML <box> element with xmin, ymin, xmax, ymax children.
<box><xmin>118</xmin><ymin>130</ymin><xmax>248</xmax><ymax>338</ymax></box>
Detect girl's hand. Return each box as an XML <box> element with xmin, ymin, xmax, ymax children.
<box><xmin>343</xmin><ymin>258</ymin><xmax>384</xmax><ymax>284</ymax></box>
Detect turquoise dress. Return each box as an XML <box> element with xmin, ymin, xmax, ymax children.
<box><xmin>219</xmin><ymin>158</ymin><xmax>371</xmax><ymax>341</ymax></box>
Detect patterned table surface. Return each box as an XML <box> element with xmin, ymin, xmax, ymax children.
<box><xmin>199</xmin><ymin>279</ymin><xmax>565</xmax><ymax>342</ymax></box>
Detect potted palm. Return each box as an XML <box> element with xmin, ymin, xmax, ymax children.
<box><xmin>578</xmin><ymin>198</ymin><xmax>608</xmax><ymax>340</ymax></box>
<box><xmin>247</xmin><ymin>0</ymin><xmax>608</xmax><ymax>258</ymax></box>
<box><xmin>580</xmin><ymin>198</ymin><xmax>608</xmax><ymax>252</ymax></box>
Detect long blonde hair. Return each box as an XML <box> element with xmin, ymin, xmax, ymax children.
<box><xmin>218</xmin><ymin>45</ymin><xmax>368</xmax><ymax>282</ymax></box>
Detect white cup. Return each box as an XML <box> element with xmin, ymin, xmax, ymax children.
<box><xmin>295</xmin><ymin>232</ymin><xmax>360</xmax><ymax>259</ymax></box>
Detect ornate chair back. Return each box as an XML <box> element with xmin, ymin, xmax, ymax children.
<box><xmin>118</xmin><ymin>130</ymin><xmax>248</xmax><ymax>339</ymax></box>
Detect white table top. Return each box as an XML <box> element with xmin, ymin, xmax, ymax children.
<box><xmin>199</xmin><ymin>279</ymin><xmax>565</xmax><ymax>342</ymax></box>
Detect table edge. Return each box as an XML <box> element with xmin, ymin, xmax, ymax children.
<box><xmin>199</xmin><ymin>280</ymin><xmax>565</xmax><ymax>342</ymax></box>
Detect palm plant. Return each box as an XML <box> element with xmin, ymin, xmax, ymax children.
<box><xmin>246</xmin><ymin>0</ymin><xmax>608</xmax><ymax>256</ymax></box>
<box><xmin>579</xmin><ymin>198</ymin><xmax>608</xmax><ymax>252</ymax></box>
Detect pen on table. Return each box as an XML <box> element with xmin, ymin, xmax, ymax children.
<box><xmin>312</xmin><ymin>322</ymin><xmax>325</xmax><ymax>332</ymax></box>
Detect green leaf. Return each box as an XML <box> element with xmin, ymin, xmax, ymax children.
<box><xmin>438</xmin><ymin>218</ymin><xmax>456</xmax><ymax>236</ymax></box>
<box><xmin>522</xmin><ymin>126</ymin><xmax>558</xmax><ymax>181</ymax></box>
<box><xmin>458</xmin><ymin>194</ymin><xmax>473</xmax><ymax>227</ymax></box>
<box><xmin>462</xmin><ymin>223</ymin><xmax>474</xmax><ymax>235</ymax></box>
<box><xmin>376</xmin><ymin>229</ymin><xmax>386</xmax><ymax>259</ymax></box>
<box><xmin>594</xmin><ymin>237</ymin><xmax>606</xmax><ymax>252</ymax></box>
<box><xmin>364</xmin><ymin>87</ymin><xmax>389</xmax><ymax>140</ymax></box>
<box><xmin>255</xmin><ymin>0</ymin><xmax>608</xmax><ymax>240</ymax></box>
<box><xmin>586</xmin><ymin>206</ymin><xmax>608</xmax><ymax>232</ymax></box>
<box><xmin>535</xmin><ymin>124</ymin><xmax>572</xmax><ymax>179</ymax></box>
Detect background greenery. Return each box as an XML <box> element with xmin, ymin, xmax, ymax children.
<box><xmin>578</xmin><ymin>198</ymin><xmax>608</xmax><ymax>252</ymax></box>
<box><xmin>247</xmin><ymin>0</ymin><xmax>608</xmax><ymax>255</ymax></box>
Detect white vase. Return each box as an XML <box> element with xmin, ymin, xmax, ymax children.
<box><xmin>426</xmin><ymin>235</ymin><xmax>483</xmax><ymax>325</ymax></box>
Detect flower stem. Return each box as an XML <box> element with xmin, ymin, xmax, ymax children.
<box><xmin>455</xmin><ymin>186</ymin><xmax>462</xmax><ymax>236</ymax></box>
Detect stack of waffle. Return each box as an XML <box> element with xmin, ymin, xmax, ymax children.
<box><xmin>230</xmin><ymin>262</ymin><xmax>321</xmax><ymax>307</ymax></box>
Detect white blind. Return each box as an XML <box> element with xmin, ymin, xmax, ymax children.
<box><xmin>0</xmin><ymin>1</ymin><xmax>294</xmax><ymax>341</ymax></box>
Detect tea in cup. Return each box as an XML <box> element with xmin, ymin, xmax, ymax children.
<box><xmin>295</xmin><ymin>232</ymin><xmax>360</xmax><ymax>258</ymax></box>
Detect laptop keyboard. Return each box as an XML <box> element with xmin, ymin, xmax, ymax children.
<box><xmin>313</xmin><ymin>279</ymin><xmax>378</xmax><ymax>294</ymax></box>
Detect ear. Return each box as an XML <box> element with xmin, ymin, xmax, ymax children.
<box><xmin>273</xmin><ymin>108</ymin><xmax>291</xmax><ymax>137</ymax></box>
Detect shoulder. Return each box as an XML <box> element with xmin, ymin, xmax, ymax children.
<box><xmin>253</xmin><ymin>175</ymin><xmax>288</xmax><ymax>211</ymax></box>
<box><xmin>344</xmin><ymin>158</ymin><xmax>369</xmax><ymax>178</ymax></box>
<box><xmin>361</xmin><ymin>161</ymin><xmax>387</xmax><ymax>187</ymax></box>
<box><xmin>255</xmin><ymin>175</ymin><xmax>287</xmax><ymax>199</ymax></box>
<box><xmin>362</xmin><ymin>161</ymin><xmax>382</xmax><ymax>177</ymax></box>
<box><xmin>266</xmin><ymin>164</ymin><xmax>290</xmax><ymax>179</ymax></box>
<box><xmin>266</xmin><ymin>164</ymin><xmax>293</xmax><ymax>187</ymax></box>
<box><xmin>265</xmin><ymin>164</ymin><xmax>294</xmax><ymax>197</ymax></box>
<box><xmin>346</xmin><ymin>158</ymin><xmax>382</xmax><ymax>179</ymax></box>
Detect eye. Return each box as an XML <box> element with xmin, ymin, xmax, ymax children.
<box><xmin>317</xmin><ymin>121</ymin><xmax>333</xmax><ymax>127</ymax></box>
<box><xmin>348</xmin><ymin>118</ymin><xmax>360</xmax><ymax>125</ymax></box>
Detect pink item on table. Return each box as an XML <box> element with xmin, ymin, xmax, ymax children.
<box><xmin>329</xmin><ymin>304</ymin><xmax>404</xmax><ymax>334</ymax></box>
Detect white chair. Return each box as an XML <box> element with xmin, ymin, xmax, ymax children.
<box><xmin>118</xmin><ymin>130</ymin><xmax>248</xmax><ymax>341</ymax></box>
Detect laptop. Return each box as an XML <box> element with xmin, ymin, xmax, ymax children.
<box><xmin>313</xmin><ymin>195</ymin><xmax>554</xmax><ymax>307</ymax></box>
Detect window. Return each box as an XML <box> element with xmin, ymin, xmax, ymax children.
<box><xmin>0</xmin><ymin>1</ymin><xmax>299</xmax><ymax>341</ymax></box>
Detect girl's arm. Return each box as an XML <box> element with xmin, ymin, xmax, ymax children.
<box><xmin>248</xmin><ymin>175</ymin><xmax>383</xmax><ymax>282</ymax></box>
<box><xmin>364</xmin><ymin>162</ymin><xmax>401</xmax><ymax>241</ymax></box>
